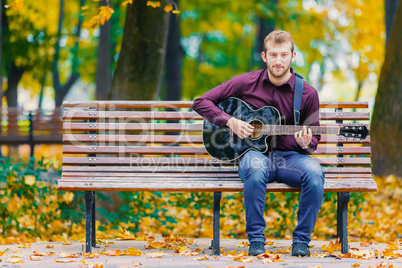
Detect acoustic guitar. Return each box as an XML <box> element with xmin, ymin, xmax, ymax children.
<box><xmin>202</xmin><ymin>97</ymin><xmax>369</xmax><ymax>161</ymax></box>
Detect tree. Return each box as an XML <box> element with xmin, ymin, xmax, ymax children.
<box><xmin>109</xmin><ymin>0</ymin><xmax>169</xmax><ymax>100</ymax></box>
<box><xmin>164</xmin><ymin>0</ymin><xmax>183</xmax><ymax>101</ymax></box>
<box><xmin>371</xmin><ymin>1</ymin><xmax>401</xmax><ymax>177</ymax></box>
<box><xmin>52</xmin><ymin>0</ymin><xmax>85</xmax><ymax>107</ymax></box>
<box><xmin>385</xmin><ymin>0</ymin><xmax>400</xmax><ymax>47</ymax></box>
<box><xmin>95</xmin><ymin>0</ymin><xmax>113</xmax><ymax>100</ymax></box>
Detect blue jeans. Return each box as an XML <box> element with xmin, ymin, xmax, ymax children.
<box><xmin>238</xmin><ymin>150</ymin><xmax>324</xmax><ymax>244</ymax></box>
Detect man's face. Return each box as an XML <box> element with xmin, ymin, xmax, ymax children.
<box><xmin>261</xmin><ymin>41</ymin><xmax>296</xmax><ymax>79</ymax></box>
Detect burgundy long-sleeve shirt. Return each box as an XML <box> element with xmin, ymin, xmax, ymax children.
<box><xmin>192</xmin><ymin>68</ymin><xmax>320</xmax><ymax>154</ymax></box>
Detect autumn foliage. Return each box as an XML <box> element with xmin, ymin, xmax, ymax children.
<box><xmin>0</xmin><ymin>157</ymin><xmax>400</xmax><ymax>246</ymax></box>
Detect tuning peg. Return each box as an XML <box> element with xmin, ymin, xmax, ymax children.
<box><xmin>347</xmin><ymin>123</ymin><xmax>350</xmax><ymax>126</ymax></box>
<box><xmin>360</xmin><ymin>139</ymin><xmax>363</xmax><ymax>142</ymax></box>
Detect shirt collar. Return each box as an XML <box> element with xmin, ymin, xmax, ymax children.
<box><xmin>264</xmin><ymin>67</ymin><xmax>296</xmax><ymax>92</ymax></box>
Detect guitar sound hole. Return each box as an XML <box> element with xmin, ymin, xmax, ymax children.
<box><xmin>250</xmin><ymin>120</ymin><xmax>263</xmax><ymax>139</ymax></box>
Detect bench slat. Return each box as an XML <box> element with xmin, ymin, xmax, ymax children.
<box><xmin>62</xmin><ymin>156</ymin><xmax>371</xmax><ymax>166</ymax></box>
<box><xmin>62</xmin><ymin>101</ymin><xmax>369</xmax><ymax>109</ymax></box>
<box><xmin>62</xmin><ymin>145</ymin><xmax>371</xmax><ymax>155</ymax></box>
<box><xmin>57</xmin><ymin>178</ymin><xmax>377</xmax><ymax>192</ymax></box>
<box><xmin>62</xmin><ymin>166</ymin><xmax>372</xmax><ymax>174</ymax></box>
<box><xmin>63</xmin><ymin>123</ymin><xmax>370</xmax><ymax>132</ymax></box>
<box><xmin>62</xmin><ymin>111</ymin><xmax>369</xmax><ymax>121</ymax></box>
<box><xmin>62</xmin><ymin>171</ymin><xmax>373</xmax><ymax>179</ymax></box>
<box><xmin>62</xmin><ymin>134</ymin><xmax>371</xmax><ymax>144</ymax></box>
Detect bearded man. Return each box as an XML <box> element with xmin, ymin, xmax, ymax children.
<box><xmin>192</xmin><ymin>30</ymin><xmax>324</xmax><ymax>257</ymax></box>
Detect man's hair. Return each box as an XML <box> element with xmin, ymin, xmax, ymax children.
<box><xmin>263</xmin><ymin>30</ymin><xmax>294</xmax><ymax>53</ymax></box>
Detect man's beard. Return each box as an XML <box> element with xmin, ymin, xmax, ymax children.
<box><xmin>267</xmin><ymin>60</ymin><xmax>292</xmax><ymax>79</ymax></box>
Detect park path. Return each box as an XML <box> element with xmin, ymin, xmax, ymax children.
<box><xmin>0</xmin><ymin>238</ymin><xmax>401</xmax><ymax>267</ymax></box>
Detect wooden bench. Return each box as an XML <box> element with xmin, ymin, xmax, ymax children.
<box><xmin>59</xmin><ymin>100</ymin><xmax>376</xmax><ymax>255</ymax></box>
<box><xmin>0</xmin><ymin>107</ymin><xmax>63</xmax><ymax>156</ymax></box>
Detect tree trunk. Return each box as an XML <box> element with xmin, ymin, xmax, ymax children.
<box><xmin>385</xmin><ymin>0</ymin><xmax>400</xmax><ymax>47</ymax></box>
<box><xmin>255</xmin><ymin>0</ymin><xmax>278</xmax><ymax>70</ymax></box>
<box><xmin>371</xmin><ymin>2</ymin><xmax>402</xmax><ymax>177</ymax></box>
<box><xmin>95</xmin><ymin>0</ymin><xmax>113</xmax><ymax>100</ymax></box>
<box><xmin>164</xmin><ymin>0</ymin><xmax>183</xmax><ymax>101</ymax></box>
<box><xmin>5</xmin><ymin>62</ymin><xmax>24</xmax><ymax>107</ymax></box>
<box><xmin>109</xmin><ymin>0</ymin><xmax>169</xmax><ymax>100</ymax></box>
<box><xmin>53</xmin><ymin>0</ymin><xmax>84</xmax><ymax>107</ymax></box>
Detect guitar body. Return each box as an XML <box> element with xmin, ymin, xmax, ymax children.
<box><xmin>202</xmin><ymin>97</ymin><xmax>281</xmax><ymax>161</ymax></box>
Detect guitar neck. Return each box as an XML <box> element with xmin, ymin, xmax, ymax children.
<box><xmin>262</xmin><ymin>125</ymin><xmax>339</xmax><ymax>135</ymax></box>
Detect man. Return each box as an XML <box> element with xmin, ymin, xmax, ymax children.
<box><xmin>192</xmin><ymin>30</ymin><xmax>324</xmax><ymax>257</ymax></box>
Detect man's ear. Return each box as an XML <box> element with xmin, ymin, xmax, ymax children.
<box><xmin>261</xmin><ymin>51</ymin><xmax>267</xmax><ymax>63</ymax></box>
<box><xmin>291</xmin><ymin>51</ymin><xmax>296</xmax><ymax>63</ymax></box>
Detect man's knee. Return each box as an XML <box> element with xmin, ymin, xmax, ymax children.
<box><xmin>302</xmin><ymin>159</ymin><xmax>324</xmax><ymax>189</ymax></box>
<box><xmin>238</xmin><ymin>151</ymin><xmax>271</xmax><ymax>183</ymax></box>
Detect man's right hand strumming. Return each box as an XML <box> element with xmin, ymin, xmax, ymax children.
<box><xmin>226</xmin><ymin>117</ymin><xmax>255</xmax><ymax>139</ymax></box>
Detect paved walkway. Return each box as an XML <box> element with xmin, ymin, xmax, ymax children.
<box><xmin>0</xmin><ymin>238</ymin><xmax>401</xmax><ymax>267</ymax></box>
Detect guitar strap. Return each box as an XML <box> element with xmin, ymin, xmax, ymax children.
<box><xmin>294</xmin><ymin>72</ymin><xmax>304</xmax><ymax>125</ymax></box>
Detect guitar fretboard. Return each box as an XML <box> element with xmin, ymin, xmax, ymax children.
<box><xmin>262</xmin><ymin>125</ymin><xmax>339</xmax><ymax>135</ymax></box>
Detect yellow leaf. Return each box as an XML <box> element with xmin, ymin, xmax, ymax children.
<box><xmin>62</xmin><ymin>240</ymin><xmax>72</xmax><ymax>245</ymax></box>
<box><xmin>164</xmin><ymin>4</ymin><xmax>173</xmax><ymax>13</ymax></box>
<box><xmin>55</xmin><ymin>259</ymin><xmax>76</xmax><ymax>263</ymax></box>
<box><xmin>46</xmin><ymin>245</ymin><xmax>54</xmax><ymax>248</ymax></box>
<box><xmin>18</xmin><ymin>243</ymin><xmax>31</xmax><ymax>248</ymax></box>
<box><xmin>146</xmin><ymin>1</ymin><xmax>160</xmax><ymax>8</ymax></box>
<box><xmin>7</xmin><ymin>258</ymin><xmax>25</xmax><ymax>264</ymax></box>
<box><xmin>172</xmin><ymin>10</ymin><xmax>180</xmax><ymax>15</ymax></box>
<box><xmin>30</xmin><ymin>255</ymin><xmax>42</xmax><ymax>261</ymax></box>
<box><xmin>25</xmin><ymin>175</ymin><xmax>36</xmax><ymax>186</ymax></box>
<box><xmin>131</xmin><ymin>263</ymin><xmax>142</xmax><ymax>266</ymax></box>
<box><xmin>146</xmin><ymin>251</ymin><xmax>168</xmax><ymax>258</ymax></box>
<box><xmin>121</xmin><ymin>0</ymin><xmax>133</xmax><ymax>6</ymax></box>
<box><xmin>81</xmin><ymin>5</ymin><xmax>88</xmax><ymax>10</ymax></box>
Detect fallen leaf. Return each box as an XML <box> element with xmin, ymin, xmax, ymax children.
<box><xmin>352</xmin><ymin>264</ymin><xmax>360</xmax><ymax>267</ymax></box>
<box><xmin>62</xmin><ymin>240</ymin><xmax>72</xmax><ymax>245</ymax></box>
<box><xmin>55</xmin><ymin>259</ymin><xmax>76</xmax><ymax>263</ymax></box>
<box><xmin>30</xmin><ymin>255</ymin><xmax>42</xmax><ymax>261</ymax></box>
<box><xmin>146</xmin><ymin>252</ymin><xmax>168</xmax><ymax>258</ymax></box>
<box><xmin>46</xmin><ymin>245</ymin><xmax>54</xmax><ymax>248</ymax></box>
<box><xmin>194</xmin><ymin>254</ymin><xmax>209</xmax><ymax>261</ymax></box>
<box><xmin>7</xmin><ymin>258</ymin><xmax>24</xmax><ymax>263</ymax></box>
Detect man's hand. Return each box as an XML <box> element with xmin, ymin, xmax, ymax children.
<box><xmin>226</xmin><ymin>117</ymin><xmax>254</xmax><ymax>139</ymax></box>
<box><xmin>294</xmin><ymin>126</ymin><xmax>312</xmax><ymax>149</ymax></box>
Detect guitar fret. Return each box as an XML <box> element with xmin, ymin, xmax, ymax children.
<box><xmin>262</xmin><ymin>125</ymin><xmax>339</xmax><ymax>135</ymax></box>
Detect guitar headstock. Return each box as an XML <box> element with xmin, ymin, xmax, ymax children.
<box><xmin>339</xmin><ymin>124</ymin><xmax>369</xmax><ymax>141</ymax></box>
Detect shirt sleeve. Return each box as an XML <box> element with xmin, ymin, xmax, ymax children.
<box><xmin>192</xmin><ymin>74</ymin><xmax>244</xmax><ymax>127</ymax></box>
<box><xmin>301</xmin><ymin>89</ymin><xmax>321</xmax><ymax>153</ymax></box>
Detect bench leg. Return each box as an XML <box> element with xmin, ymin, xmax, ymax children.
<box><xmin>337</xmin><ymin>192</ymin><xmax>350</xmax><ymax>254</ymax></box>
<box><xmin>213</xmin><ymin>192</ymin><xmax>222</xmax><ymax>256</ymax></box>
<box><xmin>85</xmin><ymin>191</ymin><xmax>95</xmax><ymax>253</ymax></box>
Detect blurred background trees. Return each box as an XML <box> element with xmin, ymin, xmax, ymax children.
<box><xmin>0</xmin><ymin>0</ymin><xmax>400</xmax><ymax>176</ymax></box>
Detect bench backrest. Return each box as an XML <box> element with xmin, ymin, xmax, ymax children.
<box><xmin>0</xmin><ymin>107</ymin><xmax>63</xmax><ymax>144</ymax></box>
<box><xmin>60</xmin><ymin>101</ymin><xmax>375</xmax><ymax>192</ymax></box>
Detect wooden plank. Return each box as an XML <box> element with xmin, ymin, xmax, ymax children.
<box><xmin>63</xmin><ymin>110</ymin><xmax>370</xmax><ymax>121</ymax></box>
<box><xmin>62</xmin><ymin>165</ymin><xmax>372</xmax><ymax>174</ymax></box>
<box><xmin>62</xmin><ymin>156</ymin><xmax>371</xmax><ymax>166</ymax></box>
<box><xmin>63</xmin><ymin>122</ymin><xmax>203</xmax><ymax>132</ymax></box>
<box><xmin>320</xmin><ymin>112</ymin><xmax>370</xmax><ymax>120</ymax></box>
<box><xmin>62</xmin><ymin>145</ymin><xmax>370</xmax><ymax>155</ymax></box>
<box><xmin>63</xmin><ymin>123</ymin><xmax>370</xmax><ymax>132</ymax></box>
<box><xmin>62</xmin><ymin>171</ymin><xmax>372</xmax><ymax>179</ymax></box>
<box><xmin>62</xmin><ymin>134</ymin><xmax>371</xmax><ymax>145</ymax></box>
<box><xmin>62</xmin><ymin>101</ymin><xmax>369</xmax><ymax>109</ymax></box>
<box><xmin>57</xmin><ymin>178</ymin><xmax>377</xmax><ymax>192</ymax></box>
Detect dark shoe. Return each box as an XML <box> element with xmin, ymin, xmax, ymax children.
<box><xmin>291</xmin><ymin>242</ymin><xmax>310</xmax><ymax>257</ymax></box>
<box><xmin>248</xmin><ymin>241</ymin><xmax>265</xmax><ymax>256</ymax></box>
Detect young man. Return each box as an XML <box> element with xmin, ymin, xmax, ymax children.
<box><xmin>192</xmin><ymin>30</ymin><xmax>324</xmax><ymax>257</ymax></box>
